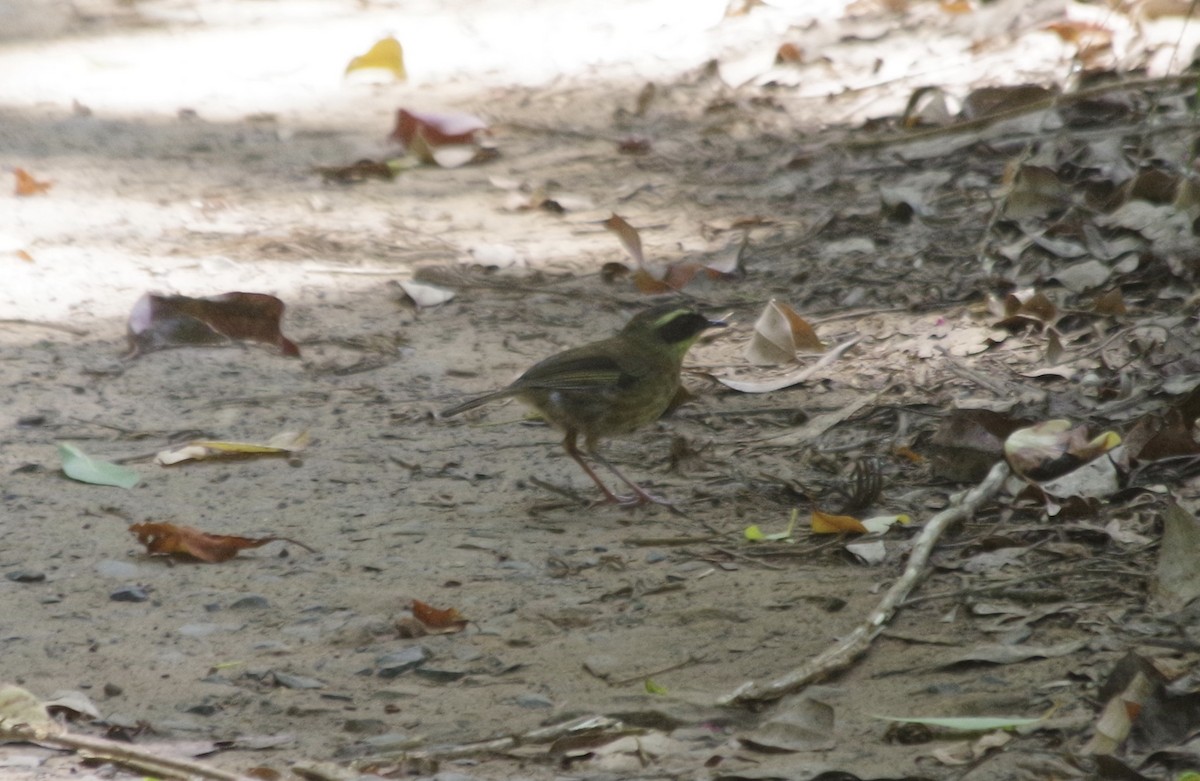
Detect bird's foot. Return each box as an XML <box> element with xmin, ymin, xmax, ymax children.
<box><xmin>593</xmin><ymin>486</ymin><xmax>674</xmax><ymax>509</ymax></box>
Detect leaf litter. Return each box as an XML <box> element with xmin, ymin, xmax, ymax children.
<box><xmin>6</xmin><ymin>1</ymin><xmax>1200</xmax><ymax>779</ymax></box>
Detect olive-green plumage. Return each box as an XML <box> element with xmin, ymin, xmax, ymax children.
<box><xmin>442</xmin><ymin>304</ymin><xmax>723</xmax><ymax>505</ymax></box>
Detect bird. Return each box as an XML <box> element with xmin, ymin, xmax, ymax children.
<box><xmin>441</xmin><ymin>303</ymin><xmax>725</xmax><ymax>506</ymax></box>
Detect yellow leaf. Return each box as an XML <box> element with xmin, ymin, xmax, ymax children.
<box><xmin>345</xmin><ymin>36</ymin><xmax>407</xmax><ymax>81</ymax></box>
<box><xmin>744</xmin><ymin>509</ymin><xmax>800</xmax><ymax>542</ymax></box>
<box><xmin>155</xmin><ymin>430</ymin><xmax>310</xmax><ymax>465</ymax></box>
<box><xmin>811</xmin><ymin>509</ymin><xmax>868</xmax><ymax>534</ymax></box>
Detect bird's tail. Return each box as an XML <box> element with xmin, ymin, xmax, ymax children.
<box><xmin>440</xmin><ymin>389</ymin><xmax>516</xmax><ymax>418</ymax></box>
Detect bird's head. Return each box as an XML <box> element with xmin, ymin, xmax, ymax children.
<box><xmin>622</xmin><ymin>304</ymin><xmax>725</xmax><ymax>356</ymax></box>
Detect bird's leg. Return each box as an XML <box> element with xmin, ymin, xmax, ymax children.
<box><xmin>562</xmin><ymin>432</ymin><xmax>624</xmax><ymax>505</ymax></box>
<box><xmin>587</xmin><ymin>448</ymin><xmax>673</xmax><ymax>507</ymax></box>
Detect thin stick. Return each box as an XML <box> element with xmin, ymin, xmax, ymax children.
<box><xmin>361</xmin><ymin>714</ymin><xmax>633</xmax><ymax>763</ymax></box>
<box><xmin>1</xmin><ymin>725</ymin><xmax>254</xmax><ymax>781</ymax></box>
<box><xmin>720</xmin><ymin>461</ymin><xmax>1011</xmax><ymax>707</ymax></box>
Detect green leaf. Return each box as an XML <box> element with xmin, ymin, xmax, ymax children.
<box><xmin>873</xmin><ymin>714</ymin><xmax>1042</xmax><ymax>731</ymax></box>
<box><xmin>58</xmin><ymin>443</ymin><xmax>139</xmax><ymax>489</ymax></box>
<box><xmin>644</xmin><ymin>678</ymin><xmax>667</xmax><ymax>695</ymax></box>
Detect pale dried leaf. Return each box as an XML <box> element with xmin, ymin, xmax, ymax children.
<box><xmin>1152</xmin><ymin>503</ymin><xmax>1200</xmax><ymax>612</ymax></box>
<box><xmin>745</xmin><ymin>300</ymin><xmax>824</xmax><ymax>366</ymax></box>
<box><xmin>0</xmin><ymin>685</ymin><xmax>62</xmax><ymax>737</ymax></box>
<box><xmin>399</xmin><ymin>279</ymin><xmax>456</xmax><ymax>308</ymax></box>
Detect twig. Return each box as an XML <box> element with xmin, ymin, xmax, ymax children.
<box><xmin>901</xmin><ymin>563</ymin><xmax>1149</xmax><ymax>607</ymax></box>
<box><xmin>361</xmin><ymin>714</ymin><xmax>632</xmax><ymax>763</ymax></box>
<box><xmin>0</xmin><ymin>319</ymin><xmax>89</xmax><ymax>337</ymax></box>
<box><xmin>609</xmin><ymin>653</ymin><xmax>706</xmax><ymax>686</ymax></box>
<box><xmin>623</xmin><ymin>535</ymin><xmax>724</xmax><ymax>546</ymax></box>
<box><xmin>709</xmin><ymin>547</ymin><xmax>786</xmax><ymax>571</ymax></box>
<box><xmin>1</xmin><ymin>724</ymin><xmax>254</xmax><ymax>781</ymax></box>
<box><xmin>719</xmin><ymin>460</ymin><xmax>1011</xmax><ymax>707</ymax></box>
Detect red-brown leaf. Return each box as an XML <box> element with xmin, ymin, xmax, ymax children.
<box><xmin>14</xmin><ymin>168</ymin><xmax>52</xmax><ymax>196</ymax></box>
<box><xmin>130</xmin><ymin>522</ymin><xmax>278</xmax><ymax>563</ymax></box>
<box><xmin>389</xmin><ymin>109</ymin><xmax>487</xmax><ymax>150</ymax></box>
<box><xmin>126</xmin><ymin>292</ymin><xmax>300</xmax><ymax>358</ymax></box>
<box><xmin>410</xmin><ymin>599</ymin><xmax>467</xmax><ymax>632</ymax></box>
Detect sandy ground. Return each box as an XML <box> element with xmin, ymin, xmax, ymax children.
<box><xmin>1</xmin><ymin>1</ymin><xmax>1192</xmax><ymax>779</ymax></box>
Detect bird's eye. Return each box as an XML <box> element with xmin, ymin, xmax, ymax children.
<box><xmin>656</xmin><ymin>312</ymin><xmax>707</xmax><ymax>344</ymax></box>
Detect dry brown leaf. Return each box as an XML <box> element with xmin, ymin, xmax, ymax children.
<box><xmin>632</xmin><ymin>268</ymin><xmax>673</xmax><ymax>294</ymax></box>
<box><xmin>314</xmin><ymin>159</ymin><xmax>395</xmax><ymax>183</ymax></box>
<box><xmin>410</xmin><ymin>599</ymin><xmax>468</xmax><ymax>633</ymax></box>
<box><xmin>1045</xmin><ymin>327</ymin><xmax>1064</xmax><ymax>364</ymax></box>
<box><xmin>602</xmin><ymin>214</ymin><xmax>742</xmax><ymax>294</ymax></box>
<box><xmin>962</xmin><ymin>84</ymin><xmax>1056</xmax><ymax>120</ymax></box>
<box><xmin>1004</xmin><ymin>420</ymin><xmax>1121</xmax><ymax>482</ymax></box>
<box><xmin>1093</xmin><ymin>289</ymin><xmax>1127</xmax><ymax>316</ymax></box>
<box><xmin>811</xmin><ymin>509</ymin><xmax>868</xmax><ymax>535</ymax></box>
<box><xmin>129</xmin><ymin>522</ymin><xmax>314</xmax><ymax>563</ymax></box>
<box><xmin>746</xmin><ymin>299</ymin><xmax>823</xmax><ymax>366</ymax></box>
<box><xmin>616</xmin><ymin>136</ymin><xmax>652</xmax><ymax>155</ymax></box>
<box><xmin>13</xmin><ymin>168</ymin><xmax>52</xmax><ymax>196</ymax></box>
<box><xmin>1122</xmin><ymin>386</ymin><xmax>1200</xmax><ymax>462</ymax></box>
<box><xmin>1002</xmin><ymin>165</ymin><xmax>1067</xmax><ymax>219</ymax></box>
<box><xmin>776</xmin><ymin>42</ymin><xmax>804</xmax><ymax>63</ymax></box>
<box><xmin>995</xmin><ymin>291</ymin><xmax>1057</xmax><ymax>331</ymax></box>
<box><xmin>634</xmin><ymin>82</ymin><xmax>656</xmax><ymax>116</ymax></box>
<box><xmin>389</xmin><ymin>109</ymin><xmax>490</xmax><ymax>167</ymax></box>
<box><xmin>1044</xmin><ymin>20</ymin><xmax>1113</xmax><ymax>48</ymax></box>
<box><xmin>126</xmin><ymin>292</ymin><xmax>301</xmax><ymax>358</ymax></box>
<box><xmin>603</xmin><ymin>213</ymin><xmax>645</xmax><ymax>267</ymax></box>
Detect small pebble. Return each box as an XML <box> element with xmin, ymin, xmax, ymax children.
<box><xmin>342</xmin><ymin>718</ymin><xmax>387</xmax><ymax>735</ymax></box>
<box><xmin>230</xmin><ymin>595</ymin><xmax>270</xmax><ymax>610</ymax></box>
<box><xmin>376</xmin><ymin>646</ymin><xmax>430</xmax><ymax>678</ymax></box>
<box><xmin>434</xmin><ymin>771</ymin><xmax>485</xmax><ymax>781</ymax></box>
<box><xmin>271</xmin><ymin>672</ymin><xmax>324</xmax><ymax>690</ymax></box>
<box><xmin>6</xmin><ymin>570</ymin><xmax>45</xmax><ymax>583</ymax></box>
<box><xmin>514</xmin><ymin>693</ymin><xmax>553</xmax><ymax>709</ymax></box>
<box><xmin>413</xmin><ymin>667</ymin><xmax>466</xmax><ymax>683</ymax></box>
<box><xmin>177</xmin><ymin>623</ymin><xmax>230</xmax><ymax>638</ymax></box>
<box><xmin>359</xmin><ymin>733</ymin><xmax>420</xmax><ymax>752</ymax></box>
<box><xmin>184</xmin><ymin>702</ymin><xmax>218</xmax><ymax>716</ymax></box>
<box><xmin>110</xmin><ymin>585</ymin><xmax>149</xmax><ymax>603</ymax></box>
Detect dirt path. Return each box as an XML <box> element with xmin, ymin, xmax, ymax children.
<box><xmin>3</xmin><ymin>2</ymin><xmax>1198</xmax><ymax>780</ymax></box>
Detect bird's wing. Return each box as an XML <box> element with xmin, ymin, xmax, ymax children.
<box><xmin>519</xmin><ymin>353</ymin><xmax>645</xmax><ymax>391</ymax></box>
